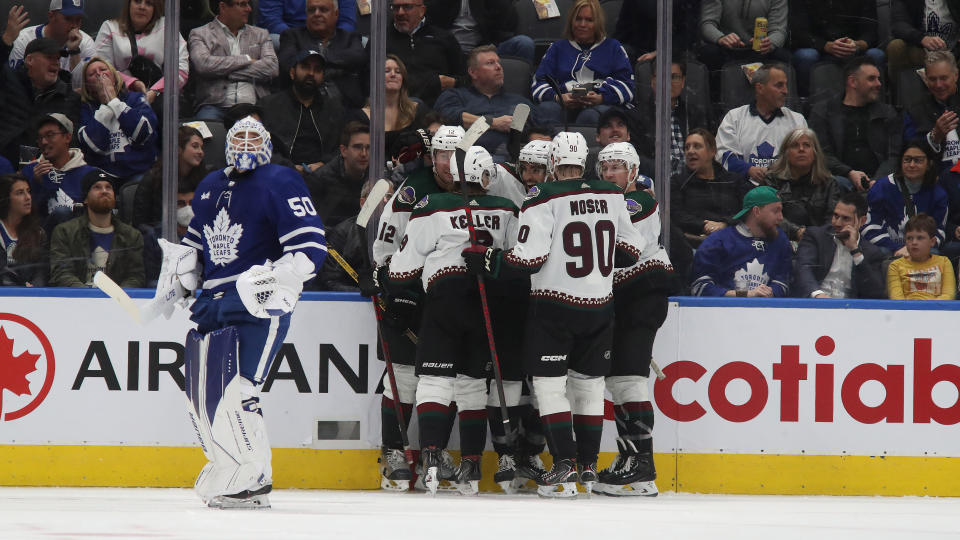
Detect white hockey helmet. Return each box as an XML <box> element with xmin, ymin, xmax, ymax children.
<box><xmin>518</xmin><ymin>140</ymin><xmax>551</xmax><ymax>166</ymax></box>
<box><xmin>596</xmin><ymin>142</ymin><xmax>641</xmax><ymax>187</ymax></box>
<box><xmin>431</xmin><ymin>125</ymin><xmax>465</xmax><ymax>155</ymax></box>
<box><xmin>225</xmin><ymin>116</ymin><xmax>273</xmax><ymax>172</ymax></box>
<box><xmin>450</xmin><ymin>146</ymin><xmax>495</xmax><ymax>190</ymax></box>
<box><xmin>548</xmin><ymin>131</ymin><xmax>588</xmax><ymax>177</ymax></box>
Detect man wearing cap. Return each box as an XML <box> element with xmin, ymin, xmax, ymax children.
<box><xmin>257</xmin><ymin>49</ymin><xmax>345</xmax><ymax>176</ymax></box>
<box><xmin>49</xmin><ymin>169</ymin><xmax>144</xmax><ymax>288</ymax></box>
<box><xmin>690</xmin><ymin>185</ymin><xmax>793</xmax><ymax>297</ymax></box>
<box><xmin>5</xmin><ymin>0</ymin><xmax>95</xmax><ymax>73</ymax></box>
<box><xmin>277</xmin><ymin>0</ymin><xmax>366</xmax><ymax>107</ymax></box>
<box><xmin>583</xmin><ymin>108</ymin><xmax>654</xmax><ymax>181</ymax></box>
<box><xmin>20</xmin><ymin>113</ymin><xmax>95</xmax><ymax>227</ymax></box>
<box><xmin>189</xmin><ymin>0</ymin><xmax>279</xmax><ymax>121</ymax></box>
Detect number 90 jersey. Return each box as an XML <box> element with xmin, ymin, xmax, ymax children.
<box><xmin>181</xmin><ymin>164</ymin><xmax>328</xmax><ymax>294</ymax></box>
<box><xmin>503</xmin><ymin>179</ymin><xmax>647</xmax><ymax>308</ymax></box>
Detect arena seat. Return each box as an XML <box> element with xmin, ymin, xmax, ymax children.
<box><xmin>808</xmin><ymin>62</ymin><xmax>844</xmax><ymax>111</ymax></box>
<box><xmin>600</xmin><ymin>0</ymin><xmax>622</xmax><ymax>39</ymax></box>
<box><xmin>515</xmin><ymin>0</ymin><xmax>574</xmax><ymax>62</ymax></box>
<box><xmin>117</xmin><ymin>178</ymin><xmax>140</xmax><ymax>224</ymax></box>
<box><xmin>500</xmin><ymin>56</ymin><xmax>532</xmax><ymax>98</ymax></box>
<box><xmin>897</xmin><ymin>68</ymin><xmax>926</xmax><ymax>110</ymax></box>
<box><xmin>719</xmin><ymin>62</ymin><xmax>800</xmax><ymax>117</ymax></box>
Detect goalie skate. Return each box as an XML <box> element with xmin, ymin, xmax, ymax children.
<box><xmin>535</xmin><ymin>458</ymin><xmax>578</xmax><ymax>499</ymax></box>
<box><xmin>207</xmin><ymin>484</ymin><xmax>272</xmax><ymax>509</ymax></box>
<box><xmin>455</xmin><ymin>456</ymin><xmax>481</xmax><ymax>496</ymax></box>
<box><xmin>379</xmin><ymin>447</ymin><xmax>412</xmax><ymax>492</ymax></box>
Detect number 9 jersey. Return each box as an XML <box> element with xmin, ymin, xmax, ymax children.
<box><xmin>503</xmin><ymin>178</ymin><xmax>647</xmax><ymax>308</ymax></box>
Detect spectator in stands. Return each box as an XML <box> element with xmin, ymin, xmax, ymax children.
<box><xmin>758</xmin><ymin>128</ymin><xmax>841</xmax><ymax>242</ymax></box>
<box><xmin>632</xmin><ymin>58</ymin><xmax>712</xmax><ymax>177</ymax></box>
<box><xmin>305</xmin><ymin>121</ymin><xmax>369</xmax><ymax>228</ymax></box>
<box><xmin>0</xmin><ymin>173</ymin><xmax>48</xmax><ymax>286</ymax></box>
<box><xmin>810</xmin><ymin>57</ymin><xmax>901</xmax><ymax>192</ymax></box>
<box><xmin>259</xmin><ymin>0</ymin><xmax>357</xmax><ymax>43</ymax></box>
<box><xmin>133</xmin><ymin>125</ymin><xmax>208</xmax><ymax>230</ymax></box>
<box><xmin>584</xmin><ymin>108</ymin><xmax>651</xmax><ymax>180</ymax></box>
<box><xmin>614</xmin><ymin>0</ymin><xmax>702</xmax><ymax>63</ymax></box>
<box><xmin>691</xmin><ymin>185</ymin><xmax>793</xmax><ymax>296</ymax></box>
<box><xmin>91</xmin><ymin>0</ymin><xmax>189</xmax><ymax>105</ymax></box>
<box><xmin>863</xmin><ymin>141</ymin><xmax>949</xmax><ymax>257</ymax></box>
<box><xmin>672</xmin><ymin>128</ymin><xmax>749</xmax><ymax>248</ymax></box>
<box><xmin>937</xmin><ymin>159</ymin><xmax>960</xmax><ymax>263</ymax></box>
<box><xmin>49</xmin><ymin>169</ymin><xmax>144</xmax><ymax>287</ymax></box>
<box><xmin>278</xmin><ymin>0</ymin><xmax>367</xmax><ymax>107</ymax></box>
<box><xmin>789</xmin><ymin>0</ymin><xmax>883</xmax><ymax>97</ymax></box>
<box><xmin>903</xmin><ymin>51</ymin><xmax>960</xmax><ymax>171</ymax></box>
<box><xmin>887</xmin><ymin>0</ymin><xmax>960</xmax><ymax>98</ymax></box>
<box><xmin>20</xmin><ymin>113</ymin><xmax>95</xmax><ymax>227</ymax></box>
<box><xmin>531</xmin><ymin>0</ymin><xmax>634</xmax><ymax>127</ymax></box>
<box><xmin>182</xmin><ymin>1</ymin><xmax>215</xmax><ymax>36</ymax></box>
<box><xmin>188</xmin><ymin>0</ymin><xmax>279</xmax><ymax>121</ymax></box>
<box><xmin>351</xmin><ymin>55</ymin><xmax>432</xmax><ymax>160</ymax></box>
<box><xmin>6</xmin><ymin>0</ymin><xmax>95</xmax><ymax>73</ymax></box>
<box><xmin>425</xmin><ymin>0</ymin><xmax>535</xmax><ymax>63</ymax></box>
<box><xmin>434</xmin><ymin>45</ymin><xmax>536</xmax><ymax>161</ymax></box>
<box><xmin>697</xmin><ymin>0</ymin><xmax>791</xmax><ymax>77</ymax></box>
<box><xmin>794</xmin><ymin>192</ymin><xmax>886</xmax><ymax>299</ymax></box>
<box><xmin>716</xmin><ymin>63</ymin><xmax>807</xmax><ymax>183</ymax></box>
<box><xmin>0</xmin><ymin>37</ymin><xmax>81</xmax><ymax>166</ymax></box>
<box><xmin>887</xmin><ymin>213</ymin><xmax>956</xmax><ymax>300</ymax></box>
<box><xmin>385</xmin><ymin>0</ymin><xmax>463</xmax><ymax>107</ymax></box>
<box><xmin>77</xmin><ymin>57</ymin><xmax>159</xmax><ymax>183</ymax></box>
<box><xmin>258</xmin><ymin>49</ymin><xmax>345</xmax><ymax>176</ymax></box>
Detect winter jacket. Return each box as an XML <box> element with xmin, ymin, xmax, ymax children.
<box><xmin>313</xmin><ymin>213</ymin><xmax>365</xmax><ymax>292</ymax></box>
<box><xmin>425</xmin><ymin>0</ymin><xmax>520</xmax><ymax>46</ymax></box>
<box><xmin>531</xmin><ymin>38</ymin><xmax>635</xmax><ymax>105</ymax></box>
<box><xmin>903</xmin><ymin>89</ymin><xmax>960</xmax><ymax>171</ymax></box>
<box><xmin>789</xmin><ymin>0</ymin><xmax>878</xmax><ymax>51</ymax></box>
<box><xmin>91</xmin><ymin>17</ymin><xmax>189</xmax><ymax>91</ymax></box>
<box><xmin>386</xmin><ymin>19</ymin><xmax>464</xmax><ymax>106</ymax></box>
<box><xmin>793</xmin><ymin>223</ymin><xmax>887</xmax><ymax>299</ymax></box>
<box><xmin>188</xmin><ymin>20</ymin><xmax>279</xmax><ymax>111</ymax></box>
<box><xmin>700</xmin><ymin>0</ymin><xmax>788</xmax><ymax>48</ymax></box>
<box><xmin>759</xmin><ymin>172</ymin><xmax>841</xmax><ymax>241</ymax></box>
<box><xmin>892</xmin><ymin>0</ymin><xmax>960</xmax><ymax>47</ymax></box>
<box><xmin>809</xmin><ymin>97</ymin><xmax>901</xmax><ymax>179</ymax></box>
<box><xmin>256</xmin><ymin>87</ymin><xmax>345</xmax><ymax>166</ymax></box>
<box><xmin>862</xmin><ymin>173</ymin><xmax>949</xmax><ymax>252</ymax></box>
<box><xmin>258</xmin><ymin>0</ymin><xmax>357</xmax><ymax>35</ymax></box>
<box><xmin>49</xmin><ymin>213</ymin><xmax>144</xmax><ymax>288</ymax></box>
<box><xmin>305</xmin><ymin>153</ymin><xmax>366</xmax><ymax>228</ymax></box>
<box><xmin>78</xmin><ymin>91</ymin><xmax>160</xmax><ymax>180</ymax></box>
<box><xmin>20</xmin><ymin>149</ymin><xmax>97</xmax><ymax>218</ymax></box>
<box><xmin>670</xmin><ymin>163</ymin><xmax>751</xmax><ymax>235</ymax></box>
<box><xmin>277</xmin><ymin>26</ymin><xmax>367</xmax><ymax>107</ymax></box>
<box><xmin>632</xmin><ymin>95</ymin><xmax>713</xmax><ymax>159</ymax></box>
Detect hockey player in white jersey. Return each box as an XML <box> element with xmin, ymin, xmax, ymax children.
<box><xmin>372</xmin><ymin>126</ymin><xmax>464</xmax><ymax>491</ymax></box>
<box><xmin>387</xmin><ymin>146</ymin><xmax>519</xmax><ymax>495</ymax></box>
<box><xmin>463</xmin><ymin>132</ymin><xmax>648</xmax><ymax>497</ymax></box>
<box><xmin>592</xmin><ymin>142</ymin><xmax>677</xmax><ymax>497</ymax></box>
<box><xmin>170</xmin><ymin>116</ymin><xmax>326</xmax><ymax>508</ymax></box>
<box><xmin>485</xmin><ymin>139</ymin><xmax>551</xmax><ymax>206</ymax></box>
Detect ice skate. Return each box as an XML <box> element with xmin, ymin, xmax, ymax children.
<box><xmin>494</xmin><ymin>454</ymin><xmax>519</xmax><ymax>494</ymax></box>
<box><xmin>207</xmin><ymin>484</ymin><xmax>272</xmax><ymax>509</ymax></box>
<box><xmin>455</xmin><ymin>456</ymin><xmax>482</xmax><ymax>496</ymax></box>
<box><xmin>420</xmin><ymin>447</ymin><xmax>443</xmax><ymax>495</ymax></box>
<box><xmin>602</xmin><ymin>453</ymin><xmax>659</xmax><ymax>497</ymax></box>
<box><xmin>578</xmin><ymin>462</ymin><xmax>599</xmax><ymax>496</ymax></box>
<box><xmin>515</xmin><ymin>452</ymin><xmax>547</xmax><ymax>492</ymax></box>
<box><xmin>535</xmin><ymin>458</ymin><xmax>578</xmax><ymax>499</ymax></box>
<box><xmin>594</xmin><ymin>452</ymin><xmax>628</xmax><ymax>495</ymax></box>
<box><xmin>379</xmin><ymin>447</ymin><xmax>412</xmax><ymax>492</ymax></box>
<box><xmin>414</xmin><ymin>449</ymin><xmax>459</xmax><ymax>492</ymax></box>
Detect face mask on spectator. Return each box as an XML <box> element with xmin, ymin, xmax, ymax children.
<box><xmin>177</xmin><ymin>204</ymin><xmax>194</xmax><ymax>227</ymax></box>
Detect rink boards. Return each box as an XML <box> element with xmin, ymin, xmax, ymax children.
<box><xmin>1</xmin><ymin>290</ymin><xmax>960</xmax><ymax>495</ymax></box>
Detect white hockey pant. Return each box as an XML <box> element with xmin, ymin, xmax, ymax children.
<box><xmin>382</xmin><ymin>363</ymin><xmax>418</xmax><ymax>404</ymax></box>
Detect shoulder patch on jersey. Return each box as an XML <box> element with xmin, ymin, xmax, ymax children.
<box><xmin>626</xmin><ymin>197</ymin><xmax>642</xmax><ymax>216</ymax></box>
<box><xmin>398</xmin><ymin>185</ymin><xmax>417</xmax><ymax>205</ymax></box>
<box><xmin>200</xmin><ymin>191</ymin><xmax>210</xmax><ymax>200</ymax></box>
<box><xmin>203</xmin><ymin>207</ymin><xmax>243</xmax><ymax>266</ymax></box>
<box><xmin>414</xmin><ymin>195</ymin><xmax>429</xmax><ymax>210</ymax></box>
<box><xmin>524</xmin><ymin>185</ymin><xmax>540</xmax><ymax>201</ymax></box>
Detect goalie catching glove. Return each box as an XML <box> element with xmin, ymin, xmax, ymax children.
<box><xmin>237</xmin><ymin>252</ymin><xmax>316</xmax><ymax>318</ymax></box>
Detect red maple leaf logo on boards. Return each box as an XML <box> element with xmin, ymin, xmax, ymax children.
<box><xmin>0</xmin><ymin>325</ymin><xmax>41</xmax><ymax>417</ymax></box>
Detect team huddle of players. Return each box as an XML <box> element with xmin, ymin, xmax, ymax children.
<box><xmin>369</xmin><ymin>126</ymin><xmax>677</xmax><ymax>498</ymax></box>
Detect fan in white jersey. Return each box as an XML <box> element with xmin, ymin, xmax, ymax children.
<box><xmin>463</xmin><ymin>131</ymin><xmax>648</xmax><ymax>497</ymax></box>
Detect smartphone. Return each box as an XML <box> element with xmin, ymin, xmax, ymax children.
<box><xmin>835</xmin><ymin>231</ymin><xmax>851</xmax><ymax>241</ymax></box>
<box><xmin>572</xmin><ymin>86</ymin><xmax>588</xmax><ymax>98</ymax></box>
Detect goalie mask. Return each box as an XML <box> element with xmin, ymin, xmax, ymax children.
<box><xmin>450</xmin><ymin>146</ymin><xmax>495</xmax><ymax>190</ymax></box>
<box><xmin>225</xmin><ymin>116</ymin><xmax>273</xmax><ymax>172</ymax></box>
<box><xmin>548</xmin><ymin>132</ymin><xmax>588</xmax><ymax>178</ymax></box>
<box><xmin>596</xmin><ymin>142</ymin><xmax>640</xmax><ymax>191</ymax></box>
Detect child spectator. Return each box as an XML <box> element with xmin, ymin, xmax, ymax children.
<box><xmin>887</xmin><ymin>213</ymin><xmax>956</xmax><ymax>300</ymax></box>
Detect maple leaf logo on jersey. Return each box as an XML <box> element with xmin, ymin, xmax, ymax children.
<box><xmin>201</xmin><ymin>192</ymin><xmax>210</xmax><ymax>200</ymax></box>
<box><xmin>203</xmin><ymin>208</ymin><xmax>243</xmax><ymax>266</ymax></box>
<box><xmin>0</xmin><ymin>326</ymin><xmax>40</xmax><ymax>415</ymax></box>
<box><xmin>733</xmin><ymin>258</ymin><xmax>769</xmax><ymax>291</ymax></box>
<box><xmin>748</xmin><ymin>141</ymin><xmax>777</xmax><ymax>169</ymax></box>
<box><xmin>47</xmin><ymin>189</ymin><xmax>74</xmax><ymax>214</ymax></box>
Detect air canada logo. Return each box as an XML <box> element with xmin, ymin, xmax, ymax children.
<box><xmin>0</xmin><ymin>314</ymin><xmax>55</xmax><ymax>421</ymax></box>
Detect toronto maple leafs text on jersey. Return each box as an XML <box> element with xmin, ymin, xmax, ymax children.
<box><xmin>715</xmin><ymin>104</ymin><xmax>807</xmax><ymax>176</ymax></box>
<box><xmin>503</xmin><ymin>179</ymin><xmax>648</xmax><ymax>308</ymax></box>
<box><xmin>690</xmin><ymin>224</ymin><xmax>793</xmax><ymax>297</ymax></box>
<box><xmin>181</xmin><ymin>164</ymin><xmax>327</xmax><ymax>292</ymax></box>
<box><xmin>388</xmin><ymin>193</ymin><xmax>519</xmax><ymax>291</ymax></box>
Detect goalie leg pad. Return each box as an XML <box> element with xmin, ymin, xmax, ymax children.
<box><xmin>382</xmin><ymin>363</ymin><xmax>418</xmax><ymax>403</ymax></box>
<box><xmin>486</xmin><ymin>380</ymin><xmax>523</xmax><ymax>408</ymax></box>
<box><xmin>567</xmin><ymin>370</ymin><xmax>605</xmax><ymax>416</ymax></box>
<box><xmin>234</xmin><ymin>311</ymin><xmax>291</xmax><ymax>384</ymax></box>
<box><xmin>184</xmin><ymin>329</ymin><xmax>214</xmax><ymax>462</ymax></box>
<box><xmin>605</xmin><ymin>375</ymin><xmax>650</xmax><ymax>405</ymax></box>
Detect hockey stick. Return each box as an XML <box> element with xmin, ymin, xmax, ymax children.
<box><xmin>506</xmin><ymin>103</ymin><xmax>531</xmax><ymax>162</ymax></box>
<box><xmin>93</xmin><ymin>271</ymin><xmax>169</xmax><ymax>324</ymax></box>
<box><xmin>544</xmin><ymin>75</ymin><xmax>568</xmax><ymax>133</ymax></box>
<box><xmin>455</xmin><ymin>118</ymin><xmax>518</xmax><ymax>448</ymax></box>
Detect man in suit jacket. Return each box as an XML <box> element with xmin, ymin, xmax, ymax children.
<box><xmin>189</xmin><ymin>0</ymin><xmax>279</xmax><ymax>121</ymax></box>
<box><xmin>794</xmin><ymin>192</ymin><xmax>887</xmax><ymax>299</ymax></box>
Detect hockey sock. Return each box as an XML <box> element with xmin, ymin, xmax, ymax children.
<box><xmin>440</xmin><ymin>401</ymin><xmax>458</xmax><ymax>448</ymax></box>
<box><xmin>488</xmin><ymin>405</ymin><xmax>524</xmax><ymax>455</ymax></box>
<box><xmin>417</xmin><ymin>401</ymin><xmax>451</xmax><ymax>450</ymax></box>
<box><xmin>521</xmin><ymin>406</ymin><xmax>546</xmax><ymax>455</ymax></box>
<box><xmin>573</xmin><ymin>414</ymin><xmax>603</xmax><ymax>465</ymax></box>
<box><xmin>613</xmin><ymin>401</ymin><xmax>630</xmax><ymax>440</ymax></box>
<box><xmin>458</xmin><ymin>409</ymin><xmax>488</xmax><ymax>457</ymax></box>
<box><xmin>621</xmin><ymin>401</ymin><xmax>654</xmax><ymax>454</ymax></box>
<box><xmin>541</xmin><ymin>411</ymin><xmax>577</xmax><ymax>461</ymax></box>
<box><xmin>381</xmin><ymin>396</ymin><xmax>413</xmax><ymax>450</ymax></box>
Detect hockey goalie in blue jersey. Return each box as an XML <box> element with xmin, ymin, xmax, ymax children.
<box><xmin>162</xmin><ymin>116</ymin><xmax>326</xmax><ymax>509</ymax></box>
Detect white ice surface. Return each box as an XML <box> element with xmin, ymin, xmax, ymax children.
<box><xmin>2</xmin><ymin>488</ymin><xmax>960</xmax><ymax>540</ymax></box>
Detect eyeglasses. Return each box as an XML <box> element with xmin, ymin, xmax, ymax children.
<box><xmin>902</xmin><ymin>156</ymin><xmax>927</xmax><ymax>164</ymax></box>
<box><xmin>37</xmin><ymin>131</ymin><xmax>66</xmax><ymax>142</ymax></box>
<box><xmin>390</xmin><ymin>3</ymin><xmax>422</xmax><ymax>12</ymax></box>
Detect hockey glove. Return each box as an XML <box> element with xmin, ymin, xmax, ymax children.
<box><xmin>614</xmin><ymin>246</ymin><xmax>640</xmax><ymax>268</ymax></box>
<box><xmin>357</xmin><ymin>266</ymin><xmax>381</xmax><ymax>297</ymax></box>
<box><xmin>462</xmin><ymin>245</ymin><xmax>502</xmax><ymax>279</ymax></box>
<box><xmin>382</xmin><ymin>293</ymin><xmax>418</xmax><ymax>330</ymax></box>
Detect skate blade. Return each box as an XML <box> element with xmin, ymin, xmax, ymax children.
<box><xmin>207</xmin><ymin>494</ymin><xmax>271</xmax><ymax>509</ymax></box>
<box><xmin>424</xmin><ymin>467</ymin><xmax>440</xmax><ymax>495</ymax></box>
<box><xmin>498</xmin><ymin>479</ymin><xmax>518</xmax><ymax>495</ymax></box>
<box><xmin>456</xmin><ymin>480</ymin><xmax>479</xmax><ymax>496</ymax></box>
<box><xmin>536</xmin><ymin>482</ymin><xmax>578</xmax><ymax>499</ymax></box>
<box><xmin>380</xmin><ymin>476</ymin><xmax>410</xmax><ymax>492</ymax></box>
<box><xmin>512</xmin><ymin>477</ymin><xmax>539</xmax><ymax>493</ymax></box>
<box><xmin>580</xmin><ymin>481</ymin><xmax>595</xmax><ymax>497</ymax></box>
<box><xmin>602</xmin><ymin>481</ymin><xmax>659</xmax><ymax>497</ymax></box>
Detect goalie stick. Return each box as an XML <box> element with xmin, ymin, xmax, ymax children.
<box><xmin>93</xmin><ymin>271</ymin><xmax>169</xmax><ymax>324</ymax></box>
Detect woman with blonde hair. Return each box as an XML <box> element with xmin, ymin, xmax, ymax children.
<box><xmin>351</xmin><ymin>54</ymin><xmax>431</xmax><ymax>160</ymax></box>
<box><xmin>760</xmin><ymin>128</ymin><xmax>841</xmax><ymax>241</ymax></box>
<box><xmin>530</xmin><ymin>0</ymin><xmax>634</xmax><ymax>126</ymax></box>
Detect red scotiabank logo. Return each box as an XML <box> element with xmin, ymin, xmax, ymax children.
<box><xmin>653</xmin><ymin>336</ymin><xmax>960</xmax><ymax>425</ymax></box>
<box><xmin>0</xmin><ymin>313</ymin><xmax>55</xmax><ymax>421</ymax></box>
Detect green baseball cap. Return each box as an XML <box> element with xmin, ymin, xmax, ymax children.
<box><xmin>733</xmin><ymin>185</ymin><xmax>781</xmax><ymax>220</ymax></box>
